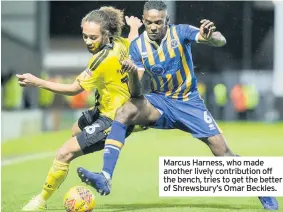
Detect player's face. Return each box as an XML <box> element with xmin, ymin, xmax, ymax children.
<box><xmin>143</xmin><ymin>9</ymin><xmax>167</xmax><ymax>41</ymax></box>
<box><xmin>82</xmin><ymin>21</ymin><xmax>105</xmax><ymax>54</ymax></box>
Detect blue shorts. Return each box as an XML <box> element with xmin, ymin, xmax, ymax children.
<box><xmin>145</xmin><ymin>91</ymin><xmax>222</xmax><ymax>138</ymax></box>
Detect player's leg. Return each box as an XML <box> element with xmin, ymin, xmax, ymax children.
<box><xmin>201</xmin><ymin>133</ymin><xmax>279</xmax><ymax>210</ymax></box>
<box><xmin>77</xmin><ymin>95</ymin><xmax>163</xmax><ymax>195</ymax></box>
<box><xmin>102</xmin><ymin>96</ymin><xmax>161</xmax><ymax>174</ymax></box>
<box><xmin>45</xmin><ymin>116</ymin><xmax>112</xmax><ymax>198</ymax></box>
<box><xmin>113</xmin><ymin>96</ymin><xmax>161</xmax><ymax>125</ymax></box>
<box><xmin>72</xmin><ymin>107</ymin><xmax>100</xmax><ymax>137</ymax></box>
<box><xmin>168</xmin><ymin>91</ymin><xmax>234</xmax><ymax>156</ymax></box>
<box><xmin>71</xmin><ymin>120</ymin><xmax>81</xmax><ymax>137</ymax></box>
<box><xmin>102</xmin><ymin>96</ymin><xmax>161</xmax><ymax>175</ymax></box>
<box><xmin>22</xmin><ymin>116</ymin><xmax>111</xmax><ymax>211</ymax></box>
<box><xmin>179</xmin><ymin>94</ymin><xmax>278</xmax><ymax>210</ymax></box>
<box><xmin>41</xmin><ymin>137</ymin><xmax>84</xmax><ymax>199</ymax></box>
<box><xmin>22</xmin><ymin>136</ymin><xmax>84</xmax><ymax>211</ymax></box>
<box><xmin>199</xmin><ymin>134</ymin><xmax>235</xmax><ymax>156</ymax></box>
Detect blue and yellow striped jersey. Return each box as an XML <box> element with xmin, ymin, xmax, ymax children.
<box><xmin>130</xmin><ymin>24</ymin><xmax>200</xmax><ymax>101</ymax></box>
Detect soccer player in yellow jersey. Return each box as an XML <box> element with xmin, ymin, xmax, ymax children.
<box><xmin>17</xmin><ymin>7</ymin><xmax>142</xmax><ymax>211</ymax></box>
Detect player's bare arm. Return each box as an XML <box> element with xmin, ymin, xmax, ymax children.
<box><xmin>121</xmin><ymin>59</ymin><xmax>143</xmax><ymax>97</ymax></box>
<box><xmin>197</xmin><ymin>19</ymin><xmax>226</xmax><ymax>47</ymax></box>
<box><xmin>126</xmin><ymin>16</ymin><xmax>143</xmax><ymax>42</ymax></box>
<box><xmin>16</xmin><ymin>73</ymin><xmax>84</xmax><ymax>96</ymax></box>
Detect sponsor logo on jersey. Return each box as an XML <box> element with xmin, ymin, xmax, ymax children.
<box><xmin>171</xmin><ymin>39</ymin><xmax>179</xmax><ymax>49</ymax></box>
<box><xmin>151</xmin><ymin>64</ymin><xmax>165</xmax><ymax>75</ymax></box>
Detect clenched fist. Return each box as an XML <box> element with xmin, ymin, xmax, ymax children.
<box><xmin>121</xmin><ymin>59</ymin><xmax>138</xmax><ymax>74</ymax></box>
<box><xmin>125</xmin><ymin>16</ymin><xmax>143</xmax><ymax>29</ymax></box>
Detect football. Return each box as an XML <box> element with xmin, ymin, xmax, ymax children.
<box><xmin>63</xmin><ymin>186</ymin><xmax>96</xmax><ymax>212</ymax></box>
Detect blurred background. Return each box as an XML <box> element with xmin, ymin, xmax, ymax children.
<box><xmin>2</xmin><ymin>1</ymin><xmax>283</xmax><ymax>141</ymax></box>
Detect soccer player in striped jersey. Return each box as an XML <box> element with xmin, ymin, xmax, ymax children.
<box><xmin>17</xmin><ymin>7</ymin><xmax>142</xmax><ymax>211</ymax></box>
<box><xmin>77</xmin><ymin>1</ymin><xmax>278</xmax><ymax>210</ymax></box>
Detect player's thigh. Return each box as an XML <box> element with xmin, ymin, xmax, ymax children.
<box><xmin>72</xmin><ymin>109</ymin><xmax>92</xmax><ymax>137</ymax></box>
<box><xmin>116</xmin><ymin>96</ymin><xmax>161</xmax><ymax>126</ymax></box>
<box><xmin>76</xmin><ymin>116</ymin><xmax>113</xmax><ymax>155</ymax></box>
<box><xmin>76</xmin><ymin>107</ymin><xmax>99</xmax><ymax>130</ymax></box>
<box><xmin>71</xmin><ymin>120</ymin><xmax>81</xmax><ymax>137</ymax></box>
<box><xmin>176</xmin><ymin>96</ymin><xmax>222</xmax><ymax>138</ymax></box>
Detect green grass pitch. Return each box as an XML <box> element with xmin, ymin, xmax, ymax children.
<box><xmin>2</xmin><ymin>122</ymin><xmax>283</xmax><ymax>212</ymax></box>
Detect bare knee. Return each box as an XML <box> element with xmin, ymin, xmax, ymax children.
<box><xmin>56</xmin><ymin>137</ymin><xmax>83</xmax><ymax>163</ymax></box>
<box><xmin>115</xmin><ymin>101</ymin><xmax>139</xmax><ymax>125</ymax></box>
<box><xmin>56</xmin><ymin>147</ymin><xmax>75</xmax><ymax>163</ymax></box>
<box><xmin>201</xmin><ymin>134</ymin><xmax>235</xmax><ymax>156</ymax></box>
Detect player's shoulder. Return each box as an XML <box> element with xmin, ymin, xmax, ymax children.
<box><xmin>173</xmin><ymin>24</ymin><xmax>199</xmax><ymax>40</ymax></box>
<box><xmin>174</xmin><ymin>24</ymin><xmax>189</xmax><ymax>30</ymax></box>
<box><xmin>175</xmin><ymin>24</ymin><xmax>199</xmax><ymax>31</ymax></box>
<box><xmin>129</xmin><ymin>35</ymin><xmax>143</xmax><ymax>51</ymax></box>
<box><xmin>169</xmin><ymin>24</ymin><xmax>186</xmax><ymax>35</ymax></box>
<box><xmin>113</xmin><ymin>36</ymin><xmax>129</xmax><ymax>47</ymax></box>
<box><xmin>88</xmin><ymin>49</ymin><xmax>112</xmax><ymax>71</ymax></box>
<box><xmin>131</xmin><ymin>35</ymin><xmax>141</xmax><ymax>44</ymax></box>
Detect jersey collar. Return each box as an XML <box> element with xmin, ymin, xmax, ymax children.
<box><xmin>102</xmin><ymin>37</ymin><xmax>114</xmax><ymax>50</ymax></box>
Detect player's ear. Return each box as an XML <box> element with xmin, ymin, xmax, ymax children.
<box><xmin>142</xmin><ymin>15</ymin><xmax>145</xmax><ymax>24</ymax></box>
<box><xmin>104</xmin><ymin>30</ymin><xmax>110</xmax><ymax>37</ymax></box>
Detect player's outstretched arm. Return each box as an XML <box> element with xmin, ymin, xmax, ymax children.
<box><xmin>125</xmin><ymin>16</ymin><xmax>143</xmax><ymax>42</ymax></box>
<box><xmin>197</xmin><ymin>19</ymin><xmax>226</xmax><ymax>47</ymax></box>
<box><xmin>16</xmin><ymin>73</ymin><xmax>84</xmax><ymax>96</ymax></box>
<box><xmin>121</xmin><ymin>59</ymin><xmax>143</xmax><ymax>97</ymax></box>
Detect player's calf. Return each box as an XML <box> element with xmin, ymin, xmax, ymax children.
<box><xmin>201</xmin><ymin>134</ymin><xmax>235</xmax><ymax>156</ymax></box>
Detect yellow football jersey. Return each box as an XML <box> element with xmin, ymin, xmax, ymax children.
<box><xmin>76</xmin><ymin>37</ymin><xmax>130</xmax><ymax>119</ymax></box>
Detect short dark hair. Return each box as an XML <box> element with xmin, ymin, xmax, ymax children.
<box><xmin>144</xmin><ymin>1</ymin><xmax>167</xmax><ymax>11</ymax></box>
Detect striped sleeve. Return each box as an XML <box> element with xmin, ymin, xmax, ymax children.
<box><xmin>76</xmin><ymin>50</ymin><xmax>109</xmax><ymax>91</ymax></box>
<box><xmin>177</xmin><ymin>24</ymin><xmax>200</xmax><ymax>42</ymax></box>
<box><xmin>89</xmin><ymin>50</ymin><xmax>110</xmax><ymax>71</ymax></box>
<box><xmin>129</xmin><ymin>40</ymin><xmax>145</xmax><ymax>71</ymax></box>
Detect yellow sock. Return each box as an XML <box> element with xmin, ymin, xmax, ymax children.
<box><xmin>40</xmin><ymin>159</ymin><xmax>69</xmax><ymax>201</ymax></box>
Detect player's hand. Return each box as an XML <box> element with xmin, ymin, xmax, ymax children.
<box><xmin>121</xmin><ymin>59</ymin><xmax>138</xmax><ymax>74</ymax></box>
<box><xmin>125</xmin><ymin>16</ymin><xmax>143</xmax><ymax>29</ymax></box>
<box><xmin>200</xmin><ymin>19</ymin><xmax>216</xmax><ymax>41</ymax></box>
<box><xmin>16</xmin><ymin>73</ymin><xmax>42</xmax><ymax>87</ymax></box>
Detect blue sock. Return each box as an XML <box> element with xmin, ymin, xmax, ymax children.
<box><xmin>102</xmin><ymin>121</ymin><xmax>127</xmax><ymax>178</ymax></box>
